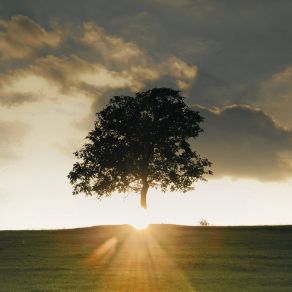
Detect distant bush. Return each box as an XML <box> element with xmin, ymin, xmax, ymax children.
<box><xmin>199</xmin><ymin>219</ymin><xmax>210</xmax><ymax>226</ymax></box>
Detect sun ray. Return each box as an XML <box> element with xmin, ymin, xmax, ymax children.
<box><xmin>87</xmin><ymin>227</ymin><xmax>196</xmax><ymax>291</ymax></box>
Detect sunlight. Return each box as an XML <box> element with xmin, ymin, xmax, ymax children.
<box><xmin>85</xmin><ymin>236</ymin><xmax>117</xmax><ymax>265</ymax></box>
<box><xmin>92</xmin><ymin>227</ymin><xmax>195</xmax><ymax>290</ymax></box>
<box><xmin>130</xmin><ymin>209</ymin><xmax>149</xmax><ymax>230</ymax></box>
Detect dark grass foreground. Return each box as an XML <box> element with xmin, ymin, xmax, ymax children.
<box><xmin>1</xmin><ymin>225</ymin><xmax>292</xmax><ymax>291</ymax></box>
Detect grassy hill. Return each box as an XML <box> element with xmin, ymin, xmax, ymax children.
<box><xmin>1</xmin><ymin>225</ymin><xmax>292</xmax><ymax>291</ymax></box>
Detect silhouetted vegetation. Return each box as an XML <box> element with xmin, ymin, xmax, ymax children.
<box><xmin>68</xmin><ymin>88</ymin><xmax>212</xmax><ymax>208</ymax></box>
<box><xmin>199</xmin><ymin>219</ymin><xmax>210</xmax><ymax>226</ymax></box>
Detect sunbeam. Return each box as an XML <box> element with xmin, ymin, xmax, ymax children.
<box><xmin>85</xmin><ymin>226</ymin><xmax>195</xmax><ymax>291</ymax></box>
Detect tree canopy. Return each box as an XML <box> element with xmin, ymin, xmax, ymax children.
<box><xmin>68</xmin><ymin>88</ymin><xmax>212</xmax><ymax>208</ymax></box>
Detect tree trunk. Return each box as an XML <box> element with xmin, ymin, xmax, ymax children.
<box><xmin>140</xmin><ymin>179</ymin><xmax>149</xmax><ymax>209</ymax></box>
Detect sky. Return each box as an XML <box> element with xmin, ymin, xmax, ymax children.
<box><xmin>1</xmin><ymin>0</ymin><xmax>292</xmax><ymax>229</ymax></box>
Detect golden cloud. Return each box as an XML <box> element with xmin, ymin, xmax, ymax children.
<box><xmin>81</xmin><ymin>22</ymin><xmax>146</xmax><ymax>66</ymax></box>
<box><xmin>0</xmin><ymin>16</ymin><xmax>199</xmax><ymax>106</ymax></box>
<box><xmin>0</xmin><ymin>15</ymin><xmax>62</xmax><ymax>60</ymax></box>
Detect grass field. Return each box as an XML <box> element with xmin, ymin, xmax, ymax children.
<box><xmin>0</xmin><ymin>225</ymin><xmax>292</xmax><ymax>291</ymax></box>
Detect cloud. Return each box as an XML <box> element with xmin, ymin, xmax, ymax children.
<box><xmin>0</xmin><ymin>120</ymin><xmax>29</xmax><ymax>164</ymax></box>
<box><xmin>0</xmin><ymin>55</ymin><xmax>136</xmax><ymax>105</ymax></box>
<box><xmin>0</xmin><ymin>55</ymin><xmax>157</xmax><ymax>109</ymax></box>
<box><xmin>0</xmin><ymin>66</ymin><xmax>59</xmax><ymax>106</ymax></box>
<box><xmin>29</xmin><ymin>53</ymin><xmax>194</xmax><ymax>100</ymax></box>
<box><xmin>256</xmin><ymin>66</ymin><xmax>292</xmax><ymax>128</ymax></box>
<box><xmin>0</xmin><ymin>92</ymin><xmax>36</xmax><ymax>107</ymax></box>
<box><xmin>165</xmin><ymin>56</ymin><xmax>198</xmax><ymax>90</ymax></box>
<box><xmin>194</xmin><ymin>104</ymin><xmax>292</xmax><ymax>181</ymax></box>
<box><xmin>31</xmin><ymin>55</ymin><xmax>133</xmax><ymax>94</ymax></box>
<box><xmin>0</xmin><ymin>15</ymin><xmax>62</xmax><ymax>60</ymax></box>
<box><xmin>81</xmin><ymin>22</ymin><xmax>146</xmax><ymax>66</ymax></box>
<box><xmin>80</xmin><ymin>22</ymin><xmax>198</xmax><ymax>90</ymax></box>
<box><xmin>2</xmin><ymin>2</ymin><xmax>292</xmax><ymax>118</ymax></box>
<box><xmin>151</xmin><ymin>0</ymin><xmax>217</xmax><ymax>19</ymax></box>
<box><xmin>0</xmin><ymin>18</ymin><xmax>199</xmax><ymax>106</ymax></box>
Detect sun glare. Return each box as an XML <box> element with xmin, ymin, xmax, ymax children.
<box><xmin>130</xmin><ymin>209</ymin><xmax>149</xmax><ymax>230</ymax></box>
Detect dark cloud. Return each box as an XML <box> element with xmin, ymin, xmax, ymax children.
<box><xmin>0</xmin><ymin>17</ymin><xmax>198</xmax><ymax>109</ymax></box>
<box><xmin>1</xmin><ymin>1</ymin><xmax>292</xmax><ymax>183</ymax></box>
<box><xmin>1</xmin><ymin>2</ymin><xmax>291</xmax><ymax>115</ymax></box>
<box><xmin>254</xmin><ymin>66</ymin><xmax>292</xmax><ymax>128</ymax></box>
<box><xmin>0</xmin><ymin>121</ymin><xmax>30</xmax><ymax>164</ymax></box>
<box><xmin>193</xmin><ymin>105</ymin><xmax>292</xmax><ymax>181</ymax></box>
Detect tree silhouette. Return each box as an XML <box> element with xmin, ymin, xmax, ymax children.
<box><xmin>68</xmin><ymin>88</ymin><xmax>212</xmax><ymax>209</ymax></box>
<box><xmin>199</xmin><ymin>219</ymin><xmax>210</xmax><ymax>226</ymax></box>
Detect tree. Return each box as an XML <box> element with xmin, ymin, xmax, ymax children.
<box><xmin>68</xmin><ymin>88</ymin><xmax>212</xmax><ymax>209</ymax></box>
<box><xmin>199</xmin><ymin>219</ymin><xmax>210</xmax><ymax>226</ymax></box>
